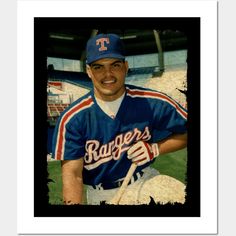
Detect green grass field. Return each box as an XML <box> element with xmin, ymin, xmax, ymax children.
<box><xmin>47</xmin><ymin>148</ymin><xmax>187</xmax><ymax>205</ymax></box>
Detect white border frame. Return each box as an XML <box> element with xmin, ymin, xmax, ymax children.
<box><xmin>17</xmin><ymin>1</ymin><xmax>218</xmax><ymax>234</ymax></box>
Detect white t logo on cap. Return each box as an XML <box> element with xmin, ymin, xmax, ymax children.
<box><xmin>96</xmin><ymin>38</ymin><xmax>110</xmax><ymax>51</ymax></box>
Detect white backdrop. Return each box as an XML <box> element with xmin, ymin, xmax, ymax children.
<box><xmin>5</xmin><ymin>0</ymin><xmax>236</xmax><ymax>235</ymax></box>
<box><xmin>17</xmin><ymin>1</ymin><xmax>217</xmax><ymax>235</ymax></box>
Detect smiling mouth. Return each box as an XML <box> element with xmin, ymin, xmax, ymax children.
<box><xmin>102</xmin><ymin>79</ymin><xmax>116</xmax><ymax>84</ymax></box>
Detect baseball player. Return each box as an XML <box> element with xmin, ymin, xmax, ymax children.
<box><xmin>52</xmin><ymin>33</ymin><xmax>187</xmax><ymax>205</ymax></box>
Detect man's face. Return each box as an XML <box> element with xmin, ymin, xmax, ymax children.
<box><xmin>87</xmin><ymin>58</ymin><xmax>128</xmax><ymax>101</ymax></box>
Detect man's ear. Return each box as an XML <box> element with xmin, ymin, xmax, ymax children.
<box><xmin>86</xmin><ymin>66</ymin><xmax>92</xmax><ymax>79</ymax></box>
<box><xmin>125</xmin><ymin>61</ymin><xmax>129</xmax><ymax>74</ymax></box>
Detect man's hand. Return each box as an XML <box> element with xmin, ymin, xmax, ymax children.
<box><xmin>127</xmin><ymin>141</ymin><xmax>159</xmax><ymax>166</ymax></box>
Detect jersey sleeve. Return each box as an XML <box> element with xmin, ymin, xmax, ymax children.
<box><xmin>52</xmin><ymin>115</ymin><xmax>86</xmax><ymax>160</ymax></box>
<box><xmin>152</xmin><ymin>98</ymin><xmax>187</xmax><ymax>141</ymax></box>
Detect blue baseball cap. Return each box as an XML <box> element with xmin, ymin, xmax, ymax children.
<box><xmin>86</xmin><ymin>33</ymin><xmax>125</xmax><ymax>64</ymax></box>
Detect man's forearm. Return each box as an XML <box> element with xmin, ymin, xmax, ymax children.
<box><xmin>157</xmin><ymin>133</ymin><xmax>187</xmax><ymax>155</ymax></box>
<box><xmin>61</xmin><ymin>159</ymin><xmax>84</xmax><ymax>205</ymax></box>
<box><xmin>62</xmin><ymin>174</ymin><xmax>83</xmax><ymax>205</ymax></box>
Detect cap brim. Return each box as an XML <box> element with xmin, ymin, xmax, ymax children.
<box><xmin>87</xmin><ymin>53</ymin><xmax>125</xmax><ymax>64</ymax></box>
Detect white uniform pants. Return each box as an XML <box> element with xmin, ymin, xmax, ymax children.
<box><xmin>86</xmin><ymin>167</ymin><xmax>159</xmax><ymax>205</ymax></box>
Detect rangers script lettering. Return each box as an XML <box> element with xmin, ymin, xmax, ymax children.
<box><xmin>84</xmin><ymin>126</ymin><xmax>151</xmax><ymax>169</ymax></box>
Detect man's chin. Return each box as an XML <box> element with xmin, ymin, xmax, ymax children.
<box><xmin>97</xmin><ymin>89</ymin><xmax>124</xmax><ymax>101</ymax></box>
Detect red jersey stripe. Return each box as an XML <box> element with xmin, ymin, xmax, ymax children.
<box><xmin>126</xmin><ymin>88</ymin><xmax>187</xmax><ymax>120</ymax></box>
<box><xmin>55</xmin><ymin>96</ymin><xmax>93</xmax><ymax>160</ymax></box>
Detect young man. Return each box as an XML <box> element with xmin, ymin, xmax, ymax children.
<box><xmin>52</xmin><ymin>33</ymin><xmax>187</xmax><ymax>205</ymax></box>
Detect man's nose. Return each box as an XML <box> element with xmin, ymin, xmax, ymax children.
<box><xmin>103</xmin><ymin>66</ymin><xmax>113</xmax><ymax>75</ymax></box>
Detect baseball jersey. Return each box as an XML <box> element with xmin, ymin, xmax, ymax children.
<box><xmin>52</xmin><ymin>84</ymin><xmax>187</xmax><ymax>186</ymax></box>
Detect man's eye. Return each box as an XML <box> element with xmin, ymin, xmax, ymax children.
<box><xmin>93</xmin><ymin>66</ymin><xmax>102</xmax><ymax>70</ymax></box>
<box><xmin>113</xmin><ymin>63</ymin><xmax>122</xmax><ymax>68</ymax></box>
